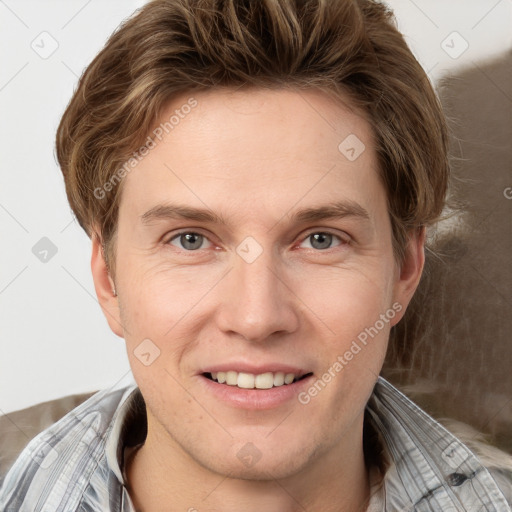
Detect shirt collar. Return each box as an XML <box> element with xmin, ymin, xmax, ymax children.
<box><xmin>105</xmin><ymin>384</ymin><xmax>146</xmax><ymax>485</ymax></box>
<box><xmin>366</xmin><ymin>376</ymin><xmax>511</xmax><ymax>511</ymax></box>
<box><xmin>103</xmin><ymin>377</ymin><xmax>510</xmax><ymax>510</ymax></box>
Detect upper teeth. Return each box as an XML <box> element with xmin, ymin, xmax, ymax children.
<box><xmin>210</xmin><ymin>371</ymin><xmax>298</xmax><ymax>389</ymax></box>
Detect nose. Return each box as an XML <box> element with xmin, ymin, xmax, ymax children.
<box><xmin>215</xmin><ymin>244</ymin><xmax>300</xmax><ymax>343</ymax></box>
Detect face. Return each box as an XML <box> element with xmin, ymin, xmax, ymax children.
<box><xmin>92</xmin><ymin>87</ymin><xmax>423</xmax><ymax>480</ymax></box>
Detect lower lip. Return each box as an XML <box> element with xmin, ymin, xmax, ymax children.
<box><xmin>198</xmin><ymin>374</ymin><xmax>314</xmax><ymax>410</ymax></box>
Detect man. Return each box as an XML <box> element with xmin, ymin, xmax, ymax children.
<box><xmin>1</xmin><ymin>0</ymin><xmax>510</xmax><ymax>510</ymax></box>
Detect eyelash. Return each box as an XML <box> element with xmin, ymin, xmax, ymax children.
<box><xmin>164</xmin><ymin>229</ymin><xmax>350</xmax><ymax>253</ymax></box>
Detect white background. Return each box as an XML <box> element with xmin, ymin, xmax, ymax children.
<box><xmin>1</xmin><ymin>0</ymin><xmax>511</xmax><ymax>413</ymax></box>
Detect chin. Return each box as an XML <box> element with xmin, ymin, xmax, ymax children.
<box><xmin>203</xmin><ymin>441</ymin><xmax>314</xmax><ymax>482</ymax></box>
<box><xmin>217</xmin><ymin>458</ymin><xmax>304</xmax><ymax>482</ymax></box>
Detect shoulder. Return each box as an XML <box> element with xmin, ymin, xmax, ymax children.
<box><xmin>442</xmin><ymin>419</ymin><xmax>512</xmax><ymax>506</ymax></box>
<box><xmin>367</xmin><ymin>377</ymin><xmax>512</xmax><ymax>510</ymax></box>
<box><xmin>0</xmin><ymin>384</ymin><xmax>137</xmax><ymax>512</ymax></box>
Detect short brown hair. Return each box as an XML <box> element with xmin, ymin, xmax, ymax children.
<box><xmin>55</xmin><ymin>0</ymin><xmax>449</xmax><ymax>276</ymax></box>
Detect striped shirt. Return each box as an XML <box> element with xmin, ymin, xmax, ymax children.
<box><xmin>0</xmin><ymin>377</ymin><xmax>510</xmax><ymax>511</ymax></box>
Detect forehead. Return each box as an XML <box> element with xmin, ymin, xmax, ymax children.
<box><xmin>155</xmin><ymin>86</ymin><xmax>372</xmax><ymax>164</ymax></box>
<box><xmin>119</xmin><ymin>87</ymin><xmax>384</xmax><ymax>223</ymax></box>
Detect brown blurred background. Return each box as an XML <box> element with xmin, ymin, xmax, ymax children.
<box><xmin>384</xmin><ymin>48</ymin><xmax>512</xmax><ymax>454</ymax></box>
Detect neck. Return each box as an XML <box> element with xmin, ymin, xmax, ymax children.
<box><xmin>125</xmin><ymin>412</ymin><xmax>371</xmax><ymax>512</ymax></box>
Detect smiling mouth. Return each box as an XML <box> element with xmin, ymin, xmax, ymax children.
<box><xmin>203</xmin><ymin>371</ymin><xmax>314</xmax><ymax>390</ymax></box>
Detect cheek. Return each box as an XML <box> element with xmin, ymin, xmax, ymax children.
<box><xmin>293</xmin><ymin>263</ymin><xmax>394</xmax><ymax>331</ymax></box>
<box><xmin>300</xmin><ymin>295</ymin><xmax>392</xmax><ymax>432</ymax></box>
<box><xmin>118</xmin><ymin>258</ymin><xmax>204</xmax><ymax>326</ymax></box>
<box><xmin>294</xmin><ymin>266</ymin><xmax>393</xmax><ymax>393</ymax></box>
<box><xmin>117</xmin><ymin>262</ymin><xmax>219</xmax><ymax>378</ymax></box>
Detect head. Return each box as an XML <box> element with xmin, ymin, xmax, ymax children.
<box><xmin>56</xmin><ymin>0</ymin><xmax>448</xmax><ymax>480</ymax></box>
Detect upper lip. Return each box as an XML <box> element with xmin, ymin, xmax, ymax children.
<box><xmin>199</xmin><ymin>363</ymin><xmax>311</xmax><ymax>378</ymax></box>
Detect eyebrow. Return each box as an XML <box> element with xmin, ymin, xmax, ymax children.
<box><xmin>140</xmin><ymin>200</ymin><xmax>370</xmax><ymax>227</ymax></box>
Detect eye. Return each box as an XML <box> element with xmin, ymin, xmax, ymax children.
<box><xmin>165</xmin><ymin>230</ymin><xmax>349</xmax><ymax>253</ymax></box>
<box><xmin>299</xmin><ymin>231</ymin><xmax>348</xmax><ymax>251</ymax></box>
<box><xmin>167</xmin><ymin>231</ymin><xmax>212</xmax><ymax>251</ymax></box>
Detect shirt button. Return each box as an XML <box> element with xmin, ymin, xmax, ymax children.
<box><xmin>446</xmin><ymin>472</ymin><xmax>468</xmax><ymax>486</ymax></box>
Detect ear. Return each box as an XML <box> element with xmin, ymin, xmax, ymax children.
<box><xmin>390</xmin><ymin>226</ymin><xmax>426</xmax><ymax>327</ymax></box>
<box><xmin>90</xmin><ymin>231</ymin><xmax>125</xmax><ymax>338</ymax></box>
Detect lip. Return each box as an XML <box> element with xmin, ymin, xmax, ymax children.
<box><xmin>198</xmin><ymin>363</ymin><xmax>309</xmax><ymax>378</ymax></box>
<box><xmin>198</xmin><ymin>372</ymin><xmax>315</xmax><ymax>410</ymax></box>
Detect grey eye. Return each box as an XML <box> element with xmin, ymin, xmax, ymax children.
<box><xmin>170</xmin><ymin>232</ymin><xmax>207</xmax><ymax>250</ymax></box>
<box><xmin>303</xmin><ymin>232</ymin><xmax>341</xmax><ymax>250</ymax></box>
